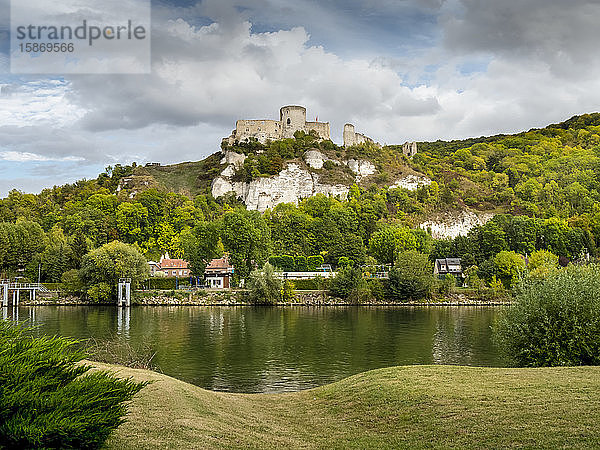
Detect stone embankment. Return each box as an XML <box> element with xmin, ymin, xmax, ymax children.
<box><xmin>19</xmin><ymin>290</ymin><xmax>509</xmax><ymax>306</ymax></box>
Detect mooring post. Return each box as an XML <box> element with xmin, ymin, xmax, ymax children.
<box><xmin>125</xmin><ymin>280</ymin><xmax>131</xmax><ymax>307</ymax></box>
<box><xmin>1</xmin><ymin>282</ymin><xmax>7</xmax><ymax>308</ymax></box>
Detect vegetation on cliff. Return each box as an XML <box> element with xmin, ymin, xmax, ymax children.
<box><xmin>0</xmin><ymin>114</ymin><xmax>599</xmax><ymax>300</ymax></box>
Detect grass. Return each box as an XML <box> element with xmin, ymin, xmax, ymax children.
<box><xmin>99</xmin><ymin>363</ymin><xmax>600</xmax><ymax>449</ymax></box>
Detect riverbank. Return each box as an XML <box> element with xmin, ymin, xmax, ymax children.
<box><xmin>21</xmin><ymin>289</ymin><xmax>510</xmax><ymax>306</ymax></box>
<box><xmin>99</xmin><ymin>362</ymin><xmax>600</xmax><ymax>449</ymax></box>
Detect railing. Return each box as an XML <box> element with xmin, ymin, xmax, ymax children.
<box><xmin>0</xmin><ymin>281</ymin><xmax>49</xmax><ymax>291</ymax></box>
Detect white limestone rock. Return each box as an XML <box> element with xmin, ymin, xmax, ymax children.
<box><xmin>391</xmin><ymin>175</ymin><xmax>432</xmax><ymax>191</ymax></box>
<box><xmin>419</xmin><ymin>210</ymin><xmax>494</xmax><ymax>239</ymax></box>
<box><xmin>304</xmin><ymin>150</ymin><xmax>325</xmax><ymax>169</ymax></box>
<box><xmin>346</xmin><ymin>159</ymin><xmax>376</xmax><ymax>179</ymax></box>
<box><xmin>220</xmin><ymin>150</ymin><xmax>246</xmax><ymax>168</ymax></box>
<box><xmin>211</xmin><ymin>163</ymin><xmax>349</xmax><ymax>212</ymax></box>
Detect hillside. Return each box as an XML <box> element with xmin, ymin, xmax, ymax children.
<box><xmin>118</xmin><ymin>113</ymin><xmax>600</xmax><ymax>223</ymax></box>
<box><xmin>1</xmin><ymin>113</ymin><xmax>598</xmax><ymax>282</ymax></box>
<box><xmin>100</xmin><ymin>362</ymin><xmax>600</xmax><ymax>449</ymax></box>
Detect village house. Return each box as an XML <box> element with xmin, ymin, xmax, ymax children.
<box><xmin>433</xmin><ymin>258</ymin><xmax>463</xmax><ymax>279</ymax></box>
<box><xmin>148</xmin><ymin>253</ymin><xmax>190</xmax><ymax>278</ymax></box>
<box><xmin>204</xmin><ymin>254</ymin><xmax>235</xmax><ymax>289</ymax></box>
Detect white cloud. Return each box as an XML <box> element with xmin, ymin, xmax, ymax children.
<box><xmin>2</xmin><ymin>0</ymin><xmax>600</xmax><ymax>195</ymax></box>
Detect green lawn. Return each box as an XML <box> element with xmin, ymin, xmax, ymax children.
<box><xmin>101</xmin><ymin>363</ymin><xmax>600</xmax><ymax>449</ymax></box>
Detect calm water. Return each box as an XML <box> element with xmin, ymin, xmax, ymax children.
<box><xmin>2</xmin><ymin>306</ymin><xmax>505</xmax><ymax>393</ymax></box>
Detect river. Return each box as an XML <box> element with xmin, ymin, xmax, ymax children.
<box><xmin>3</xmin><ymin>305</ymin><xmax>505</xmax><ymax>393</ymax></box>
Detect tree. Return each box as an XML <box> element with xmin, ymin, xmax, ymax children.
<box><xmin>221</xmin><ymin>210</ymin><xmax>271</xmax><ymax>283</ymax></box>
<box><xmin>388</xmin><ymin>251</ymin><xmax>434</xmax><ymax>301</ymax></box>
<box><xmin>180</xmin><ymin>221</ymin><xmax>222</xmax><ymax>276</ymax></box>
<box><xmin>79</xmin><ymin>241</ymin><xmax>148</xmax><ymax>302</ymax></box>
<box><xmin>247</xmin><ymin>263</ymin><xmax>282</xmax><ymax>305</ymax></box>
<box><xmin>494</xmin><ymin>251</ymin><xmax>525</xmax><ymax>288</ymax></box>
<box><xmin>527</xmin><ymin>250</ymin><xmax>558</xmax><ymax>279</ymax></box>
<box><xmin>369</xmin><ymin>226</ymin><xmax>417</xmax><ymax>264</ymax></box>
<box><xmin>493</xmin><ymin>265</ymin><xmax>600</xmax><ymax>367</ymax></box>
<box><xmin>328</xmin><ymin>266</ymin><xmax>371</xmax><ymax>303</ymax></box>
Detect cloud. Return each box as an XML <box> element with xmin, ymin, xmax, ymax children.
<box><xmin>2</xmin><ymin>0</ymin><xmax>600</xmax><ymax>195</ymax></box>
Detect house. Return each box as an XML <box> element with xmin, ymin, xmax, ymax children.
<box><xmin>204</xmin><ymin>254</ymin><xmax>235</xmax><ymax>289</ymax></box>
<box><xmin>148</xmin><ymin>253</ymin><xmax>190</xmax><ymax>278</ymax></box>
<box><xmin>433</xmin><ymin>258</ymin><xmax>463</xmax><ymax>279</ymax></box>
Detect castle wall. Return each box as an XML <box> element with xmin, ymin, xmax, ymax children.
<box><xmin>305</xmin><ymin>121</ymin><xmax>331</xmax><ymax>140</ymax></box>
<box><xmin>234</xmin><ymin>119</ymin><xmax>281</xmax><ymax>143</ymax></box>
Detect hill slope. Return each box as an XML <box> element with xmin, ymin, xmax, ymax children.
<box><xmin>119</xmin><ymin>113</ymin><xmax>600</xmax><ymax>223</ymax></box>
<box><xmin>101</xmin><ymin>362</ymin><xmax>600</xmax><ymax>449</ymax></box>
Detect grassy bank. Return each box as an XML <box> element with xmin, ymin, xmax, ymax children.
<box><xmin>99</xmin><ymin>363</ymin><xmax>600</xmax><ymax>449</ymax></box>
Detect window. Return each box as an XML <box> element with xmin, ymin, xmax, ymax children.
<box><xmin>287</xmin><ymin>118</ymin><xmax>291</xmax><ymax>125</ymax></box>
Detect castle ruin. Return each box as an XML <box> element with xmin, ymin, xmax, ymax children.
<box><xmin>223</xmin><ymin>105</ymin><xmax>380</xmax><ymax>149</ymax></box>
<box><xmin>223</xmin><ymin>106</ymin><xmax>331</xmax><ymax>145</ymax></box>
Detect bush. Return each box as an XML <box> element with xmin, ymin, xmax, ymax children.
<box><xmin>61</xmin><ymin>269</ymin><xmax>84</xmax><ymax>296</ymax></box>
<box><xmin>307</xmin><ymin>255</ymin><xmax>325</xmax><ymax>271</ymax></box>
<box><xmin>87</xmin><ymin>282</ymin><xmax>113</xmax><ymax>303</ymax></box>
<box><xmin>388</xmin><ymin>251</ymin><xmax>434</xmax><ymax>301</ymax></box>
<box><xmin>0</xmin><ymin>321</ymin><xmax>145</xmax><ymax>448</ymax></box>
<box><xmin>328</xmin><ymin>266</ymin><xmax>371</xmax><ymax>302</ymax></box>
<box><xmin>247</xmin><ymin>263</ymin><xmax>282</xmax><ymax>305</ymax></box>
<box><xmin>493</xmin><ymin>265</ymin><xmax>600</xmax><ymax>366</ymax></box>
<box><xmin>294</xmin><ymin>256</ymin><xmax>308</xmax><ymax>272</ymax></box>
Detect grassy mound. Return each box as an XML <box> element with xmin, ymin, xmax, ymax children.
<box><xmin>101</xmin><ymin>363</ymin><xmax>600</xmax><ymax>449</ymax></box>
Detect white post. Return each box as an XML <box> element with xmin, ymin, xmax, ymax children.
<box><xmin>1</xmin><ymin>285</ymin><xmax>7</xmax><ymax>308</ymax></box>
<box><xmin>15</xmin><ymin>290</ymin><xmax>19</xmax><ymax>306</ymax></box>
<box><xmin>118</xmin><ymin>281</ymin><xmax>123</xmax><ymax>307</ymax></box>
<box><xmin>125</xmin><ymin>281</ymin><xmax>131</xmax><ymax>307</ymax></box>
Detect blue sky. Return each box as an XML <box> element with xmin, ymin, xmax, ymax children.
<box><xmin>2</xmin><ymin>0</ymin><xmax>600</xmax><ymax>195</ymax></box>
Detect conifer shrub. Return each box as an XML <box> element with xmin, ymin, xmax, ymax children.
<box><xmin>493</xmin><ymin>265</ymin><xmax>600</xmax><ymax>366</ymax></box>
<box><xmin>0</xmin><ymin>321</ymin><xmax>145</xmax><ymax>449</ymax></box>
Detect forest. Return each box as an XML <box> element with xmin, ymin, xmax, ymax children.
<box><xmin>1</xmin><ymin>113</ymin><xmax>599</xmax><ymax>299</ymax></box>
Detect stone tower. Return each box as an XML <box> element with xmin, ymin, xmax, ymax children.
<box><xmin>343</xmin><ymin>124</ymin><xmax>356</xmax><ymax>147</ymax></box>
<box><xmin>280</xmin><ymin>105</ymin><xmax>307</xmax><ymax>139</ymax></box>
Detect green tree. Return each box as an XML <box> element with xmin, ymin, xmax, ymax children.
<box><xmin>247</xmin><ymin>263</ymin><xmax>282</xmax><ymax>305</ymax></box>
<box><xmin>369</xmin><ymin>226</ymin><xmax>417</xmax><ymax>264</ymax></box>
<box><xmin>388</xmin><ymin>251</ymin><xmax>434</xmax><ymax>301</ymax></box>
<box><xmin>494</xmin><ymin>251</ymin><xmax>526</xmax><ymax>288</ymax></box>
<box><xmin>79</xmin><ymin>241</ymin><xmax>148</xmax><ymax>302</ymax></box>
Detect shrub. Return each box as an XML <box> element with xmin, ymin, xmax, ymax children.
<box><xmin>307</xmin><ymin>255</ymin><xmax>325</xmax><ymax>271</ymax></box>
<box><xmin>61</xmin><ymin>269</ymin><xmax>84</xmax><ymax>296</ymax></box>
<box><xmin>294</xmin><ymin>256</ymin><xmax>308</xmax><ymax>272</ymax></box>
<box><xmin>328</xmin><ymin>266</ymin><xmax>370</xmax><ymax>302</ymax></box>
<box><xmin>0</xmin><ymin>321</ymin><xmax>145</xmax><ymax>448</ymax></box>
<box><xmin>388</xmin><ymin>251</ymin><xmax>434</xmax><ymax>301</ymax></box>
<box><xmin>247</xmin><ymin>263</ymin><xmax>282</xmax><ymax>305</ymax></box>
<box><xmin>281</xmin><ymin>280</ymin><xmax>297</xmax><ymax>302</ymax></box>
<box><xmin>87</xmin><ymin>282</ymin><xmax>113</xmax><ymax>303</ymax></box>
<box><xmin>493</xmin><ymin>265</ymin><xmax>600</xmax><ymax>366</ymax></box>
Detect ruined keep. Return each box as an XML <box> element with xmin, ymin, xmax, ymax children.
<box><xmin>402</xmin><ymin>141</ymin><xmax>418</xmax><ymax>158</ymax></box>
<box><xmin>224</xmin><ymin>106</ymin><xmax>331</xmax><ymax>145</ymax></box>
<box><xmin>223</xmin><ymin>105</ymin><xmax>378</xmax><ymax>148</ymax></box>
<box><xmin>343</xmin><ymin>124</ymin><xmax>376</xmax><ymax>147</ymax></box>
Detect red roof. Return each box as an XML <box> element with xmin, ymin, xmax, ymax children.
<box><xmin>205</xmin><ymin>255</ymin><xmax>233</xmax><ymax>271</ymax></box>
<box><xmin>160</xmin><ymin>259</ymin><xmax>189</xmax><ymax>269</ymax></box>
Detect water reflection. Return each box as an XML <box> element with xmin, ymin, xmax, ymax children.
<box><xmin>3</xmin><ymin>306</ymin><xmax>505</xmax><ymax>393</ymax></box>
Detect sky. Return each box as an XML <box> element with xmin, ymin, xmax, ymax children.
<box><xmin>1</xmin><ymin>0</ymin><xmax>600</xmax><ymax>195</ymax></box>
